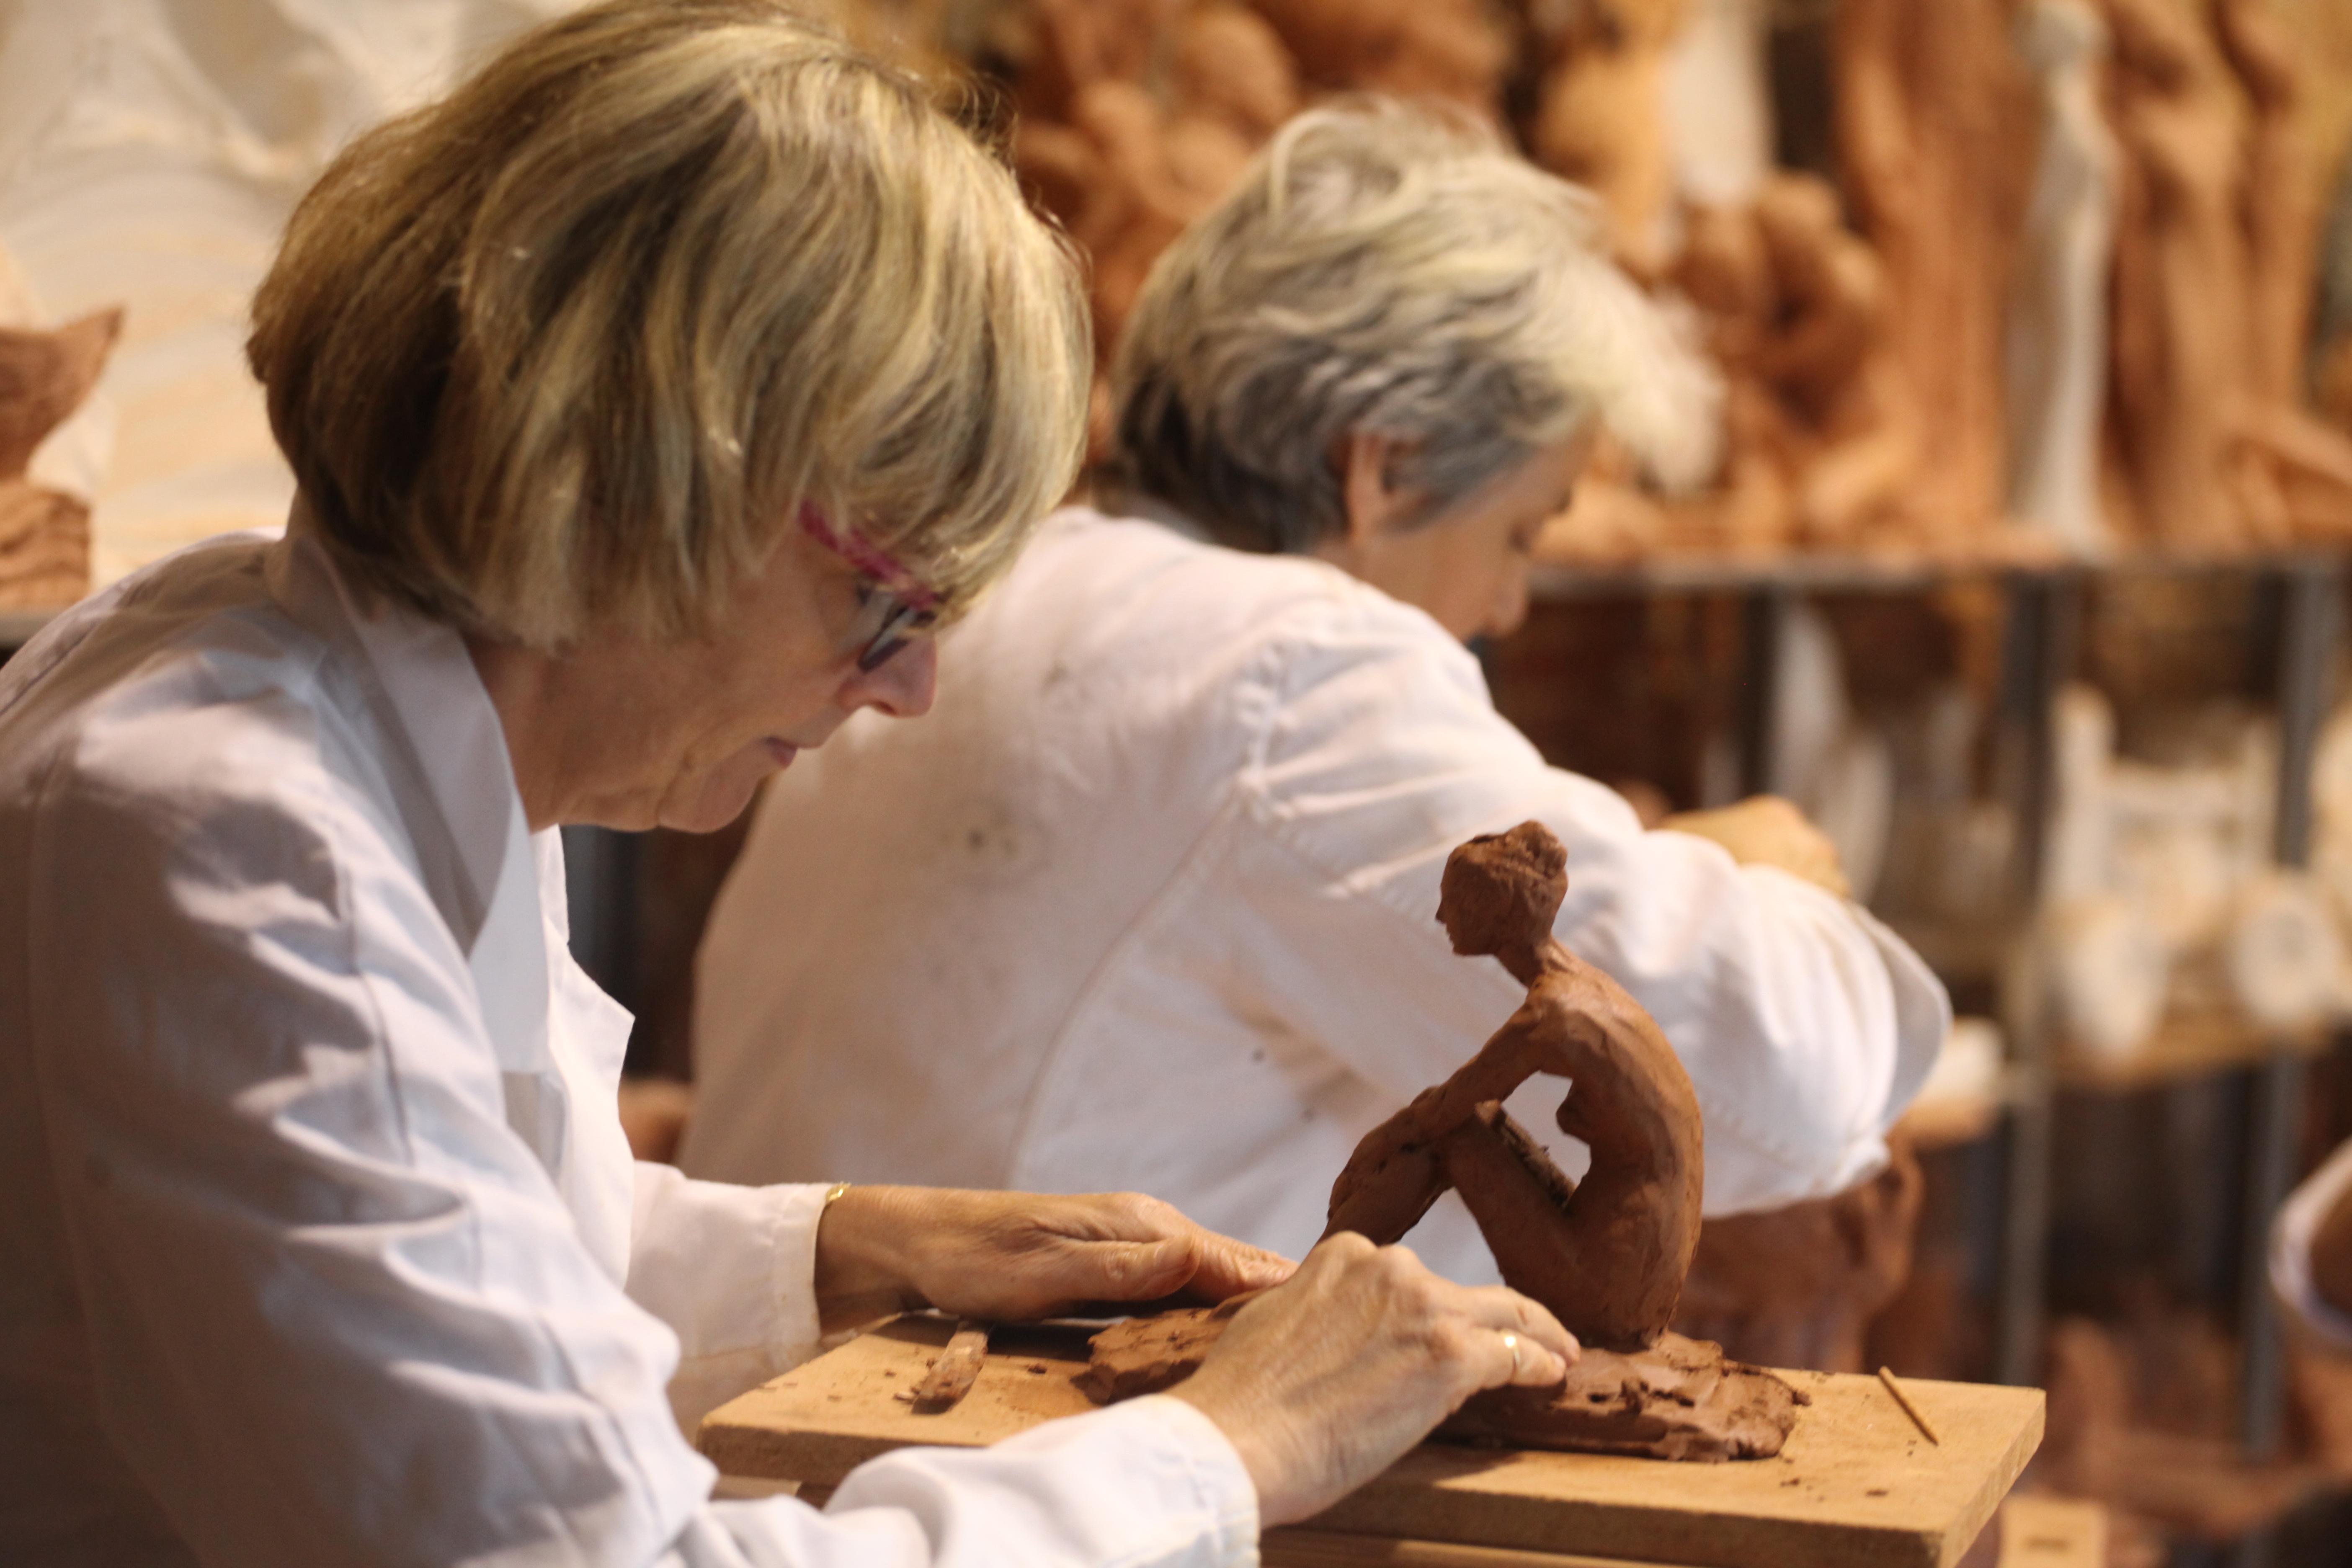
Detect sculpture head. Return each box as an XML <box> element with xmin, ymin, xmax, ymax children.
<box><xmin>1437</xmin><ymin>820</ymin><xmax>1568</xmax><ymax>957</ymax></box>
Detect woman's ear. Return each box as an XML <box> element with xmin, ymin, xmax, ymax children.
<box><xmin>1337</xmin><ymin>429</ymin><xmax>1415</xmax><ymax>546</ymax></box>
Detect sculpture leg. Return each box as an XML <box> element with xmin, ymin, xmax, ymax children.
<box><xmin>1322</xmin><ymin>1132</ymin><xmax>1449</xmax><ymax>1247</ymax></box>
<box><xmin>1432</xmin><ymin>1104</ymin><xmax>1610</xmax><ymax>1337</ymax></box>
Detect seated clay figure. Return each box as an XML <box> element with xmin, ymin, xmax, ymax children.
<box><xmin>1083</xmin><ymin>822</ymin><xmax>1803</xmax><ymax>1460</ymax></box>
<box><xmin>1320</xmin><ymin>821</ymin><xmax>1702</xmax><ymax>1350</ymax></box>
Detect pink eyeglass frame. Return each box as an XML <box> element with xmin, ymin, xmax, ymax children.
<box><xmin>797</xmin><ymin>503</ymin><xmax>942</xmax><ymax>614</ymax></box>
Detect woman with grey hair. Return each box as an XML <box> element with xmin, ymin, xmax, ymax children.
<box><xmin>0</xmin><ymin>15</ymin><xmax>1575</xmax><ymax>1568</ymax></box>
<box><xmin>690</xmin><ymin>103</ymin><xmax>1950</xmax><ymax>1288</ymax></box>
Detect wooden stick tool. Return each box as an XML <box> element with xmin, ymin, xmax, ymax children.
<box><xmin>1877</xmin><ymin>1365</ymin><xmax>1940</xmax><ymax>1445</ymax></box>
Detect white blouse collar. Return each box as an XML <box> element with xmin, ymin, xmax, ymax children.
<box><xmin>262</xmin><ymin>504</ymin><xmax>555</xmax><ymax>1084</ymax></box>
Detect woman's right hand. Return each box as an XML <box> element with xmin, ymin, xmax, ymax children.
<box><xmin>1661</xmin><ymin>794</ymin><xmax>1851</xmax><ymax>897</ymax></box>
<box><xmin>1167</xmin><ymin>1233</ymin><xmax>1576</xmax><ymax>1525</ymax></box>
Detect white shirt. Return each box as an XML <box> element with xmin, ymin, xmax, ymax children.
<box><xmin>686</xmin><ymin>507</ymin><xmax>1950</xmax><ymax>1285</ymax></box>
<box><xmin>0</xmin><ymin>529</ymin><xmax>1255</xmax><ymax>1568</ymax></box>
<box><xmin>2274</xmin><ymin>1139</ymin><xmax>2352</xmax><ymax>1350</ymax></box>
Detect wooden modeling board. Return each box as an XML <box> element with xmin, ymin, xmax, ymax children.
<box><xmin>699</xmin><ymin>1315</ymin><xmax>2045</xmax><ymax>1568</ymax></box>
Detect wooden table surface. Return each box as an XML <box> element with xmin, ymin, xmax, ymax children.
<box><xmin>700</xmin><ymin>1315</ymin><xmax>2045</xmax><ymax>1568</ymax></box>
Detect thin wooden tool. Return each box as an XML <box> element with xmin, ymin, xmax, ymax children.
<box><xmin>1878</xmin><ymin>1365</ymin><xmax>1940</xmax><ymax>1445</ymax></box>
<box><xmin>905</xmin><ymin>1322</ymin><xmax>990</xmax><ymax>1410</ymax></box>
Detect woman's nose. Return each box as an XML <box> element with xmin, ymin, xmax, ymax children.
<box><xmin>843</xmin><ymin>634</ymin><xmax>939</xmax><ymax>719</ymax></box>
<box><xmin>1483</xmin><ymin>564</ymin><xmax>1531</xmax><ymax>642</ymax></box>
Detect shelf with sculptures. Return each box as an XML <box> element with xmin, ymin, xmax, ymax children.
<box><xmin>881</xmin><ymin>0</ymin><xmax>2352</xmax><ymax>569</ymax></box>
<box><xmin>5</xmin><ymin>0</ymin><xmax>2350</xmax><ymax>613</ymax></box>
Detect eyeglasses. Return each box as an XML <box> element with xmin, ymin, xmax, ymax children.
<box><xmin>799</xmin><ymin>503</ymin><xmax>941</xmax><ymax>673</ymax></box>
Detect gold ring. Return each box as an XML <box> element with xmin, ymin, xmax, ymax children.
<box><xmin>1500</xmin><ymin>1331</ymin><xmax>1522</xmax><ymax>1378</ymax></box>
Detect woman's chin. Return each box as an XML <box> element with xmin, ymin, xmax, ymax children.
<box><xmin>665</xmin><ymin>754</ymin><xmax>786</xmax><ymax>833</ymax></box>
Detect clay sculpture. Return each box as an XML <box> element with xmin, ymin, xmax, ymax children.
<box><xmin>0</xmin><ymin>308</ymin><xmax>119</xmax><ymax>609</ymax></box>
<box><xmin>1833</xmin><ymin>0</ymin><xmax>2029</xmax><ymax>546</ymax></box>
<box><xmin>1082</xmin><ymin>822</ymin><xmax>1803</xmax><ymax>1460</ymax></box>
<box><xmin>1525</xmin><ymin>0</ymin><xmax>1689</xmax><ymax>278</ymax></box>
<box><xmin>1671</xmin><ymin>175</ymin><xmax>1920</xmax><ymax>551</ymax></box>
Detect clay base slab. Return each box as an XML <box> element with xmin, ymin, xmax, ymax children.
<box><xmin>1082</xmin><ymin>1310</ymin><xmax>1799</xmax><ymax>1462</ymax></box>
<box><xmin>1441</xmin><ymin>1333</ymin><xmax>1802</xmax><ymax>1461</ymax></box>
<box><xmin>699</xmin><ymin>1315</ymin><xmax>2044</xmax><ymax>1568</ymax></box>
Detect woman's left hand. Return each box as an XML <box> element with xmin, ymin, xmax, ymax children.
<box><xmin>812</xmin><ymin>1185</ymin><xmax>1295</xmax><ymax>1331</ymax></box>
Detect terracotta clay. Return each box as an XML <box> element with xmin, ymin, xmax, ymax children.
<box><xmin>0</xmin><ymin>308</ymin><xmax>119</xmax><ymax>610</ymax></box>
<box><xmin>2212</xmin><ymin>0</ymin><xmax>2314</xmax><ymax>418</ymax></box>
<box><xmin>1248</xmin><ymin>0</ymin><xmax>1510</xmax><ymax>121</ymax></box>
<box><xmin>1671</xmin><ymin>177</ymin><xmax>1919</xmax><ymax>550</ymax></box>
<box><xmin>1834</xmin><ymin>0</ymin><xmax>2030</xmax><ymax>545</ymax></box>
<box><xmin>1525</xmin><ymin>0</ymin><xmax>1689</xmax><ymax>277</ymax></box>
<box><xmin>2097</xmin><ymin>0</ymin><xmax>2352</xmax><ymax>548</ymax></box>
<box><xmin>1081</xmin><ymin>822</ymin><xmax>1802</xmax><ymax>1460</ymax></box>
<box><xmin>2099</xmin><ymin>0</ymin><xmax>2257</xmax><ymax>548</ymax></box>
<box><xmin>1078</xmin><ymin>1292</ymin><xmax>1254</xmax><ymax>1403</ymax></box>
<box><xmin>1442</xmin><ymin>1332</ymin><xmax>1805</xmax><ymax>1462</ymax></box>
<box><xmin>1322</xmin><ymin>822</ymin><xmax>1702</xmax><ymax>1350</ymax></box>
<box><xmin>1671</xmin><ymin>1134</ymin><xmax>1923</xmax><ymax>1374</ymax></box>
<box><xmin>1010</xmin><ymin>1</ymin><xmax>1300</xmax><ymax>438</ymax></box>
<box><xmin>2209</xmin><ymin>0</ymin><xmax>2352</xmax><ymax>542</ymax></box>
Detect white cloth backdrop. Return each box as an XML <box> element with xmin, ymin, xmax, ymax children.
<box><xmin>0</xmin><ymin>0</ymin><xmax>574</xmax><ymax>586</ymax></box>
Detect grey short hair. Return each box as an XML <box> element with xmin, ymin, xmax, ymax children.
<box><xmin>1110</xmin><ymin>100</ymin><xmax>1716</xmax><ymax>554</ymax></box>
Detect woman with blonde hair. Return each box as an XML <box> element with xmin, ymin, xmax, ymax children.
<box><xmin>0</xmin><ymin>9</ymin><xmax>1571</xmax><ymax>1565</ymax></box>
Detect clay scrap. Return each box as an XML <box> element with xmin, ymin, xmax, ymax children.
<box><xmin>1077</xmin><ymin>1292</ymin><xmax>1253</xmax><ymax>1404</ymax></box>
<box><xmin>1443</xmin><ymin>1332</ymin><xmax>1804</xmax><ymax>1462</ymax></box>
<box><xmin>1079</xmin><ymin>821</ymin><xmax>1803</xmax><ymax>1461</ymax></box>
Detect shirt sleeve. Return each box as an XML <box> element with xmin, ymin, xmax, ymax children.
<box><xmin>1228</xmin><ymin>593</ymin><xmax>1950</xmax><ymax>1215</ymax></box>
<box><xmin>2273</xmin><ymin>1139</ymin><xmax>2352</xmax><ymax>1351</ymax></box>
<box><xmin>661</xmin><ymin>1399</ymin><xmax>1259</xmax><ymax>1568</ymax></box>
<box><xmin>28</xmin><ymin>696</ymin><xmax>1257</xmax><ymax>1568</ymax></box>
<box><xmin>628</xmin><ymin>1163</ymin><xmax>828</xmax><ymax>1434</ymax></box>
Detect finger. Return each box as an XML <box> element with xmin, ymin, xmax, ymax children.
<box><xmin>1186</xmin><ymin>1230</ymin><xmax>1297</xmax><ymax>1298</ymax></box>
<box><xmin>1457</xmin><ymin>1285</ymin><xmax>1578</xmax><ymax>1370</ymax></box>
<box><xmin>1477</xmin><ymin>1321</ymin><xmax>1574</xmax><ymax>1389</ymax></box>
<box><xmin>1080</xmin><ymin>1234</ymin><xmax>1202</xmax><ymax>1302</ymax></box>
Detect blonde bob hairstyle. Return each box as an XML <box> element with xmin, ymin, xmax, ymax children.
<box><xmin>1111</xmin><ymin>100</ymin><xmax>1716</xmax><ymax>556</ymax></box>
<box><xmin>249</xmin><ymin>0</ymin><xmax>1090</xmax><ymax>648</ymax></box>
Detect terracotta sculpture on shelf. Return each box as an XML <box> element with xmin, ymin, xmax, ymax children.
<box><xmin>2005</xmin><ymin>0</ymin><xmax>2120</xmax><ymax>555</ymax></box>
<box><xmin>2099</xmin><ymin>0</ymin><xmax>2352</xmax><ymax>549</ymax></box>
<box><xmin>2100</xmin><ymin>0</ymin><xmax>2256</xmax><ymax>548</ymax></box>
<box><xmin>2319</xmin><ymin>162</ymin><xmax>2352</xmax><ymax>439</ymax></box>
<box><xmin>0</xmin><ymin>308</ymin><xmax>119</xmax><ymax>610</ymax></box>
<box><xmin>1834</xmin><ymin>0</ymin><xmax>2030</xmax><ymax>545</ymax></box>
<box><xmin>2212</xmin><ymin>0</ymin><xmax>2314</xmax><ymax>418</ymax></box>
<box><xmin>1248</xmin><ymin>0</ymin><xmax>1510</xmax><ymax>122</ymax></box>
<box><xmin>1010</xmin><ymin>1</ymin><xmax>1300</xmax><ymax>440</ymax></box>
<box><xmin>1083</xmin><ymin>822</ymin><xmax>1803</xmax><ymax>1462</ymax></box>
<box><xmin>1671</xmin><ymin>175</ymin><xmax>1919</xmax><ymax>551</ymax></box>
<box><xmin>2208</xmin><ymin>0</ymin><xmax>2352</xmax><ymax>541</ymax></box>
<box><xmin>1524</xmin><ymin>0</ymin><xmax>1690</xmax><ymax>277</ymax></box>
<box><xmin>1666</xmin><ymin>200</ymin><xmax>1795</xmax><ymax>552</ymax></box>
